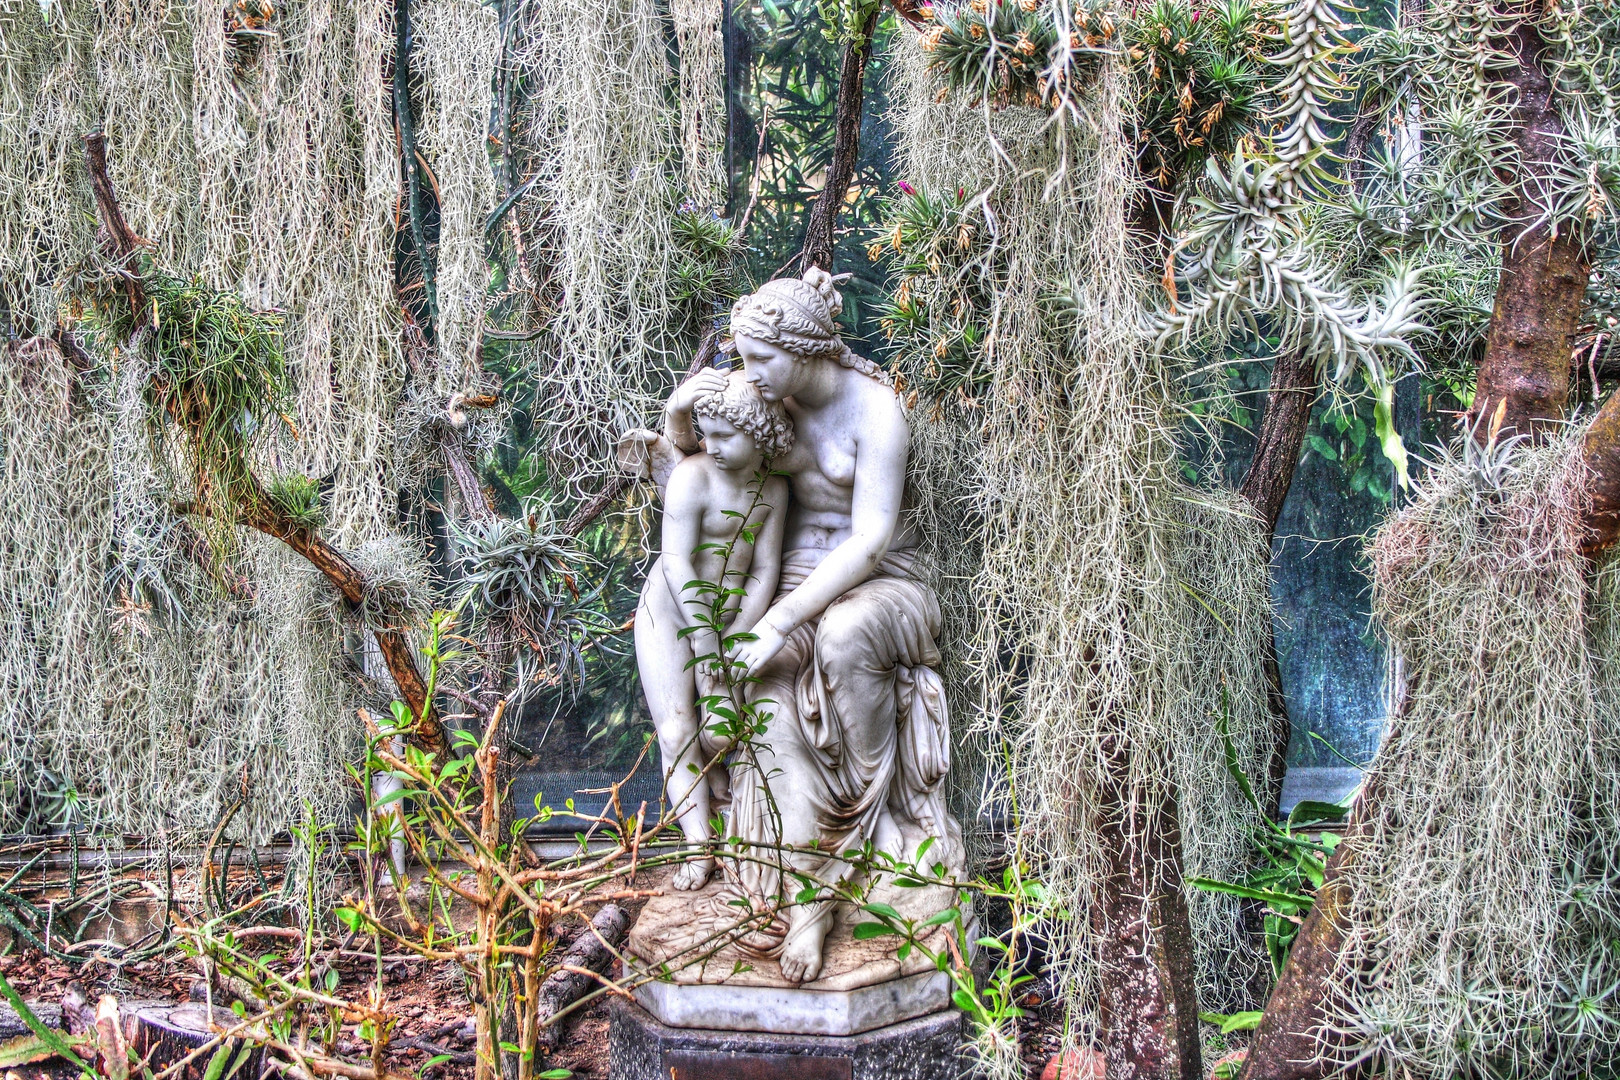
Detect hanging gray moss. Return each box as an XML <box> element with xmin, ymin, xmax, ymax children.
<box><xmin>885</xmin><ymin>27</ymin><xmax>1275</xmax><ymax>1071</ymax></box>
<box><xmin>1335</xmin><ymin>429</ymin><xmax>1620</xmax><ymax>1078</ymax></box>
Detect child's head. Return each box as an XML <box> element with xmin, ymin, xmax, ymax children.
<box><xmin>691</xmin><ymin>369</ymin><xmax>794</xmax><ymax>471</ymax></box>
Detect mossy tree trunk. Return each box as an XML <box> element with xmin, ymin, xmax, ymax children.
<box><xmin>1238</xmin><ymin>20</ymin><xmax>1591</xmax><ymax>1079</ymax></box>
<box><xmin>83</xmin><ymin>133</ymin><xmax>448</xmax><ymax>757</ymax></box>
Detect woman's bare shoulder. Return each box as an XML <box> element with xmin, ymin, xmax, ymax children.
<box><xmin>850</xmin><ymin>375</ymin><xmax>908</xmax><ymax>441</ymax></box>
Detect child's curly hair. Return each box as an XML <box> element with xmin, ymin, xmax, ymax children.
<box><xmin>691</xmin><ymin>369</ymin><xmax>794</xmax><ymax>459</ymax></box>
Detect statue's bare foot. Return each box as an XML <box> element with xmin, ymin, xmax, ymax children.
<box><xmin>778</xmin><ymin>932</ymin><xmax>824</xmax><ymax>985</ymax></box>
<box><xmin>671</xmin><ymin>856</ymin><xmax>714</xmax><ymax>891</ymax></box>
<box><xmin>873</xmin><ymin>810</ymin><xmax>904</xmax><ymax>860</ymax></box>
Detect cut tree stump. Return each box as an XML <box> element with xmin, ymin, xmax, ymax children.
<box><xmin>127</xmin><ymin>1003</ymin><xmax>263</xmax><ymax>1080</ymax></box>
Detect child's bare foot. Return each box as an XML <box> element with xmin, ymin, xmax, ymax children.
<box><xmin>671</xmin><ymin>856</ymin><xmax>715</xmax><ymax>891</ymax></box>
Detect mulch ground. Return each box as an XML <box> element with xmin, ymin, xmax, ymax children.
<box><xmin>0</xmin><ymin>931</ymin><xmax>614</xmax><ymax>1080</ymax></box>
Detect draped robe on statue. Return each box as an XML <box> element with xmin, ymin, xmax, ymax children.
<box><xmin>720</xmin><ymin>545</ymin><xmax>964</xmax><ymax>958</ymax></box>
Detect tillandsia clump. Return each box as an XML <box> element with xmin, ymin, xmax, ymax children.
<box><xmin>668</xmin><ymin>205</ymin><xmax>742</xmax><ymax>343</ymax></box>
<box><xmin>454</xmin><ymin>508</ymin><xmax>618</xmax><ymax>696</ymax></box>
<box><xmin>83</xmin><ymin>264</ymin><xmax>291</xmax><ymax>527</ymax></box>
<box><xmin>264</xmin><ymin>474</ymin><xmax>325</xmax><ymax>532</ymax></box>
<box><xmin>1128</xmin><ymin>0</ymin><xmax>1277</xmax><ymax>188</ymax></box>
<box><xmin>871</xmin><ymin>183</ymin><xmax>994</xmax><ymax>401</ymax></box>
<box><xmin>918</xmin><ymin>0</ymin><xmax>1116</xmax><ymax>109</ymax></box>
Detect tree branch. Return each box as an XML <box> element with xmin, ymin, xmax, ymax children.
<box><xmin>82</xmin><ymin>134</ymin><xmax>444</xmax><ymax>754</ymax></box>
<box><xmin>796</xmin><ymin>5</ymin><xmax>882</xmax><ymax>274</ymax></box>
<box><xmin>1466</xmin><ymin>20</ymin><xmax>1587</xmax><ymax>443</ymax></box>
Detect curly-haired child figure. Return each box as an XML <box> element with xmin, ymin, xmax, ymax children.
<box><xmin>635</xmin><ymin>370</ymin><xmax>792</xmax><ymax>891</ymax></box>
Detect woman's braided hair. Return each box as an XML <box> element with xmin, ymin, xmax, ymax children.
<box><xmin>726</xmin><ymin>267</ymin><xmax>894</xmax><ymax>387</ymax></box>
<box><xmin>692</xmin><ymin>370</ymin><xmax>795</xmax><ymax>459</ymax></box>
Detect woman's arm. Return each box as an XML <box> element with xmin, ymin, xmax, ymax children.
<box><xmin>733</xmin><ymin>404</ymin><xmax>909</xmax><ymax>673</ymax></box>
<box><xmin>729</xmin><ymin>477</ymin><xmax>788</xmax><ymax>635</ymax></box>
<box><xmin>662</xmin><ymin>368</ymin><xmax>730</xmax><ymax>454</ymax></box>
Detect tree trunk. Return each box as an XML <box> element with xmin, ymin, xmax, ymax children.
<box><xmin>1466</xmin><ymin>21</ymin><xmax>1587</xmax><ymax>443</ymax></box>
<box><xmin>1581</xmin><ymin>388</ymin><xmax>1620</xmax><ymax>556</ymax></box>
<box><xmin>796</xmin><ymin>5</ymin><xmax>881</xmax><ymax>274</ymax></box>
<box><xmin>1239</xmin><ymin>351</ymin><xmax>1318</xmax><ymax>818</ymax></box>
<box><xmin>1094</xmin><ymin>755</ymin><xmax>1205</xmax><ymax>1080</ymax></box>
<box><xmin>81</xmin><ymin>132</ymin><xmax>445</xmax><ymax>751</ymax></box>
<box><xmin>1241</xmin><ymin>22</ymin><xmax>1589</xmax><ymax>1078</ymax></box>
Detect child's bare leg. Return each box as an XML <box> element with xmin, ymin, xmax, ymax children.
<box><xmin>635</xmin><ymin>576</ymin><xmax>715</xmax><ymax>890</ymax></box>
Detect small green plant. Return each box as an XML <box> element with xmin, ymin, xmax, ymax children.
<box><xmin>1127</xmin><ymin>0</ymin><xmax>1277</xmax><ymax>189</ymax></box>
<box><xmin>264</xmin><ymin>474</ymin><xmax>324</xmax><ymax>531</ymax></box>
<box><xmin>919</xmin><ymin>0</ymin><xmax>1114</xmax><ymax>110</ymax></box>
<box><xmin>815</xmin><ymin>0</ymin><xmax>882</xmax><ymax>45</ymax></box>
<box><xmin>87</xmin><ymin>267</ymin><xmax>290</xmax><ymax>522</ymax></box>
<box><xmin>1189</xmin><ymin>697</ymin><xmax>1348</xmax><ymax>978</ymax></box>
<box><xmin>669</xmin><ymin>206</ymin><xmax>742</xmax><ymax>343</ymax></box>
<box><xmin>871</xmin><ymin>184</ymin><xmax>994</xmax><ymax>400</ymax></box>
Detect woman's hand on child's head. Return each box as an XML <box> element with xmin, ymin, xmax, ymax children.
<box><xmin>668</xmin><ymin>367</ymin><xmax>730</xmax><ymax>415</ymax></box>
<box><xmin>733</xmin><ymin>622</ymin><xmax>787</xmax><ymax>676</ymax></box>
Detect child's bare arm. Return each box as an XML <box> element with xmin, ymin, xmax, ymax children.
<box><xmin>731</xmin><ymin>477</ymin><xmax>788</xmax><ymax>636</ymax></box>
<box><xmin>659</xmin><ymin>463</ymin><xmax>721</xmax><ymax>667</ymax></box>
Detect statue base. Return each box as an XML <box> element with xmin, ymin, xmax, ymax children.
<box><xmin>607</xmin><ymin>997</ymin><xmax>966</xmax><ymax>1080</ymax></box>
<box><xmin>624</xmin><ymin>873</ymin><xmax>964</xmax><ymax>1035</ymax></box>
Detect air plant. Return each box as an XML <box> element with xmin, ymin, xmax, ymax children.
<box><xmin>86</xmin><ymin>265</ymin><xmax>291</xmax><ymax>525</ymax></box>
<box><xmin>348</xmin><ymin>536</ymin><xmax>438</xmax><ymax>634</ymax></box>
<box><xmin>265</xmin><ymin>474</ymin><xmax>325</xmax><ymax>532</ymax></box>
<box><xmin>1126</xmin><ymin>0</ymin><xmax>1276</xmax><ymax>189</ymax></box>
<box><xmin>871</xmin><ymin>184</ymin><xmax>995</xmax><ymax>399</ymax></box>
<box><xmin>919</xmin><ymin>0</ymin><xmax>1113</xmax><ymax>110</ymax></box>
<box><xmin>668</xmin><ymin>205</ymin><xmax>742</xmax><ymax>341</ymax></box>
<box><xmin>453</xmin><ymin>508</ymin><xmax>617</xmax><ymax>696</ymax></box>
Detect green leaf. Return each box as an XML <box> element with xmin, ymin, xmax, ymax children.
<box><xmin>0</xmin><ymin>1033</ymin><xmax>91</xmax><ymax>1069</ymax></box>
<box><xmin>951</xmin><ymin>989</ymin><xmax>978</xmax><ymax>1012</ymax></box>
<box><xmin>920</xmin><ymin>907</ymin><xmax>960</xmax><ymax>929</ymax></box>
<box><xmin>1306</xmin><ymin>434</ymin><xmax>1338</xmax><ymax>461</ymax></box>
<box><xmin>203</xmin><ymin>1043</ymin><xmax>234</xmax><ymax>1080</ymax></box>
<box><xmin>1220</xmin><ymin>1011</ymin><xmax>1265</xmax><ymax>1034</ymax></box>
<box><xmin>223</xmin><ymin>1040</ymin><xmax>256</xmax><ymax>1080</ymax></box>
<box><xmin>1374</xmin><ymin>381</ymin><xmax>1410</xmax><ymax>490</ymax></box>
<box><xmin>861</xmin><ymin>902</ymin><xmax>901</xmax><ymax>921</ymax></box>
<box><xmin>1286</xmin><ymin>800</ymin><xmax>1349</xmax><ymax>827</ymax></box>
<box><xmin>852</xmin><ymin>922</ymin><xmax>897</xmax><ymax>940</ymax></box>
<box><xmin>1187</xmin><ymin>876</ymin><xmax>1311</xmax><ymax>914</ymax></box>
<box><xmin>538</xmin><ymin>1071</ymin><xmax>573</xmax><ymax>1079</ymax></box>
<box><xmin>334</xmin><ymin>907</ymin><xmax>364</xmax><ymax>932</ymax></box>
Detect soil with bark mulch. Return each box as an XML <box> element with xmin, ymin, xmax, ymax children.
<box><xmin>0</xmin><ymin>928</ymin><xmax>614</xmax><ymax>1080</ymax></box>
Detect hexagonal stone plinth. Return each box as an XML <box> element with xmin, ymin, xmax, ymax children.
<box><xmin>608</xmin><ymin>997</ymin><xmax>965</xmax><ymax>1080</ymax></box>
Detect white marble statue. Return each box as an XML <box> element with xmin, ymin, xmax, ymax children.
<box><xmin>632</xmin><ymin>268</ymin><xmax>963</xmax><ymax>988</ymax></box>
<box><xmin>632</xmin><ymin>371</ymin><xmax>792</xmax><ymax>892</ymax></box>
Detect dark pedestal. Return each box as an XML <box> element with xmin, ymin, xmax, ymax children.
<box><xmin>608</xmin><ymin>997</ymin><xmax>967</xmax><ymax>1080</ymax></box>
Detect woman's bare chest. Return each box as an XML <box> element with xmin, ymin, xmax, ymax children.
<box><xmin>780</xmin><ymin>416</ymin><xmax>857</xmax><ymax>488</ymax></box>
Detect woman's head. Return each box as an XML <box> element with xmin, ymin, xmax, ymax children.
<box><xmin>728</xmin><ymin>268</ymin><xmax>848</xmax><ymax>401</ymax></box>
<box><xmin>691</xmin><ymin>369</ymin><xmax>794</xmax><ymax>469</ymax></box>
